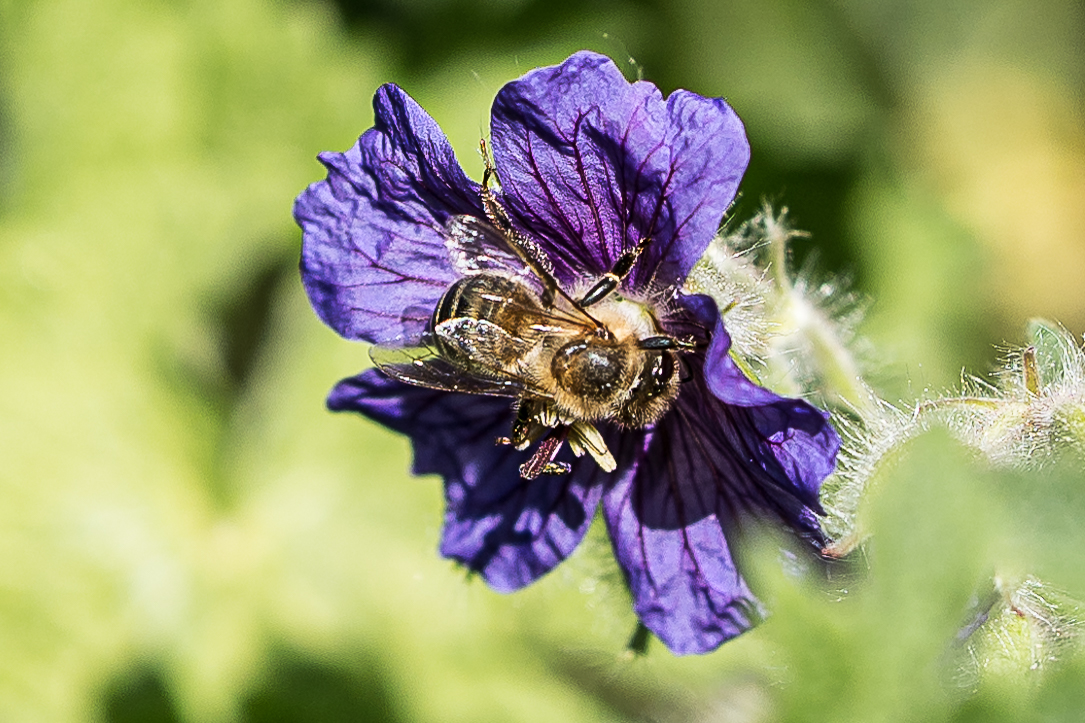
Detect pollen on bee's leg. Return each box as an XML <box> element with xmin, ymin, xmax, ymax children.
<box><xmin>519</xmin><ymin>429</ymin><xmax>569</xmax><ymax>480</ymax></box>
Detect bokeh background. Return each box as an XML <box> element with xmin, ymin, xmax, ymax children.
<box><xmin>3</xmin><ymin>0</ymin><xmax>1085</xmax><ymax>720</ymax></box>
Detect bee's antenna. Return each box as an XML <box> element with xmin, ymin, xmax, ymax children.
<box><xmin>638</xmin><ymin>335</ymin><xmax>698</xmax><ymax>351</ymax></box>
<box><xmin>577</xmin><ymin>237</ymin><xmax>651</xmax><ymax>309</ymax></box>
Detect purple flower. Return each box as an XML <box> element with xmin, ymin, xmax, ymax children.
<box><xmin>295</xmin><ymin>51</ymin><xmax>839</xmax><ymax>655</ymax></box>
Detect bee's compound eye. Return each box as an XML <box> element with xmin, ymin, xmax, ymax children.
<box><xmin>617</xmin><ymin>350</ymin><xmax>680</xmax><ymax>428</ymax></box>
<box><xmin>629</xmin><ymin>352</ymin><xmax>672</xmax><ymax>400</ymax></box>
<box><xmin>551</xmin><ymin>340</ymin><xmax>628</xmax><ymax>400</ymax></box>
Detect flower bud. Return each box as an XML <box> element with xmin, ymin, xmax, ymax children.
<box><xmin>951</xmin><ymin>576</ymin><xmax>1083</xmax><ymax>688</ymax></box>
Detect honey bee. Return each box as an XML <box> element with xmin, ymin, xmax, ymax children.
<box><xmin>372</xmin><ymin>143</ymin><xmax>699</xmax><ymax>479</ymax></box>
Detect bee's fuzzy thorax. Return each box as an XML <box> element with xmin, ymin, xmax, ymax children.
<box><xmin>586</xmin><ymin>294</ymin><xmax>667</xmax><ymax>342</ymax></box>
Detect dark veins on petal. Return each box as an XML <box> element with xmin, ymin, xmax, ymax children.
<box><xmin>602</xmin><ymin>433</ymin><xmax>763</xmax><ymax>654</ymax></box>
<box><xmin>490</xmin><ymin>51</ymin><xmax>749</xmax><ymax>292</ymax></box>
<box><xmin>687</xmin><ymin>293</ymin><xmax>840</xmax><ymax>506</ymax></box>
<box><xmin>656</xmin><ymin>370</ymin><xmax>826</xmax><ymax>540</ymax></box>
<box><xmin>296</xmin><ymin>84</ymin><xmax>484</xmax><ymax>345</ymax></box>
<box><xmin>599</xmin><ymin>357</ymin><xmax>829</xmax><ymax>654</ymax></box>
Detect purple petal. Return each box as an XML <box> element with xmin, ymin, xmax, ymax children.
<box><xmin>670</xmin><ymin>371</ymin><xmax>831</xmax><ymax>526</ymax></box>
<box><xmin>296</xmin><ymin>84</ymin><xmax>484</xmax><ymax>345</ymax></box>
<box><xmin>328</xmin><ymin>370</ymin><xmax>609</xmax><ymax>591</ymax></box>
<box><xmin>741</xmin><ymin>401</ymin><xmax>839</xmax><ymax>510</ymax></box>
<box><xmin>602</xmin><ymin>354</ymin><xmax>836</xmax><ymax>654</ymax></box>
<box><xmin>490</xmin><ymin>51</ymin><xmax>750</xmax><ymax>290</ymax></box>
<box><xmin>604</xmin><ymin>458</ymin><xmax>762</xmax><ymax>656</ymax></box>
<box><xmin>687</xmin><ymin>293</ymin><xmax>841</xmax><ymax>504</ymax></box>
<box><xmin>680</xmin><ymin>293</ymin><xmax>770</xmax><ymax>406</ymax></box>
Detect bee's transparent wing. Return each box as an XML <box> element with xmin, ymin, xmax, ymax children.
<box><xmin>445</xmin><ymin>215</ymin><xmax>567</xmax><ymax>295</ymax></box>
<box><xmin>447</xmin><ymin>215</ymin><xmax>605</xmax><ymax>325</ymax></box>
<box><xmin>369</xmin><ymin>342</ymin><xmax>527</xmax><ymax>397</ymax></box>
<box><xmin>432</xmin><ymin>317</ymin><xmax>538</xmax><ymax>370</ymax></box>
<box><xmin>445</xmin><ymin>215</ymin><xmax>533</xmax><ymax>279</ymax></box>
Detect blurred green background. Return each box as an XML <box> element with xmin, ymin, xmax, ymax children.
<box><xmin>2</xmin><ymin>0</ymin><xmax>1085</xmax><ymax>720</ymax></box>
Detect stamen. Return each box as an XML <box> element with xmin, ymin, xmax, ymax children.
<box><xmin>504</xmin><ymin>406</ymin><xmax>615</xmax><ymax>478</ymax></box>
<box><xmin>568</xmin><ymin>421</ymin><xmax>617</xmax><ymax>472</ymax></box>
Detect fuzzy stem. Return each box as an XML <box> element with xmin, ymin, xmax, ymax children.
<box><xmin>768</xmin><ymin>222</ymin><xmax>793</xmax><ymax>293</ymax></box>
<box><xmin>787</xmin><ymin>291</ymin><xmax>873</xmax><ymax>413</ymax></box>
<box><xmin>915</xmin><ymin>396</ymin><xmax>1004</xmax><ymax>414</ymax></box>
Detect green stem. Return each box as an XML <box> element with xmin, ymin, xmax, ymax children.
<box><xmin>626</xmin><ymin>621</ymin><xmax>652</xmax><ymax>656</ymax></box>
<box><xmin>915</xmin><ymin>396</ymin><xmax>1003</xmax><ymax>414</ymax></box>
<box><xmin>795</xmin><ymin>296</ymin><xmax>872</xmax><ymax>413</ymax></box>
<box><xmin>769</xmin><ymin>222</ymin><xmax>793</xmax><ymax>293</ymax></box>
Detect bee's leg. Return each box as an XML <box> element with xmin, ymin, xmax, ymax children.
<box><xmin>536</xmin><ymin>461</ymin><xmax>573</xmax><ymax>476</ymax></box>
<box><xmin>478</xmin><ymin>139</ymin><xmax>511</xmax><ymax>231</ymax></box>
<box><xmin>496</xmin><ymin>398</ymin><xmax>539</xmax><ymax>450</ymax></box>
<box><xmin>577</xmin><ymin>238</ymin><xmax>651</xmax><ymax>308</ymax></box>
<box><xmin>479</xmin><ymin>138</ymin><xmax>497</xmax><ymax>189</ymax></box>
<box><xmin>477</xmin><ymin>139</ymin><xmax>610</xmax><ymax>328</ymax></box>
<box><xmin>481</xmin><ymin>138</ymin><xmax>603</xmax><ymax>319</ymax></box>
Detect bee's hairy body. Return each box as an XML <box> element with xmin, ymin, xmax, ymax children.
<box><xmin>432</xmin><ymin>271</ymin><xmax>681</xmax><ymax>430</ymax></box>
